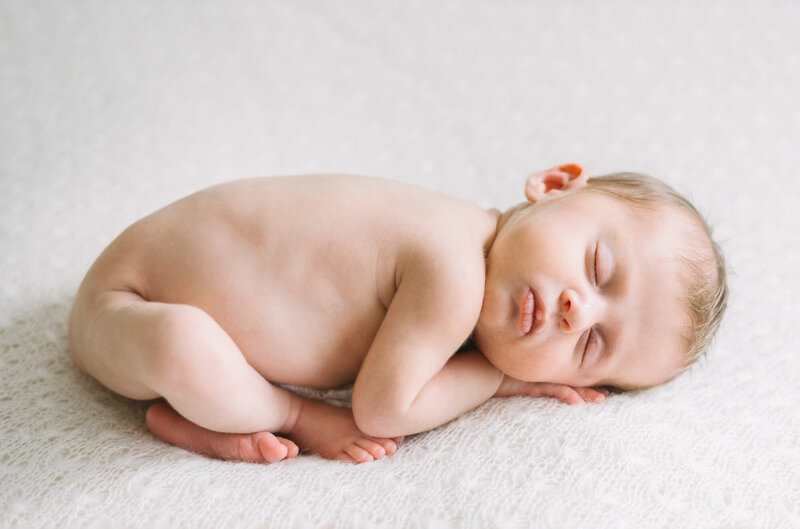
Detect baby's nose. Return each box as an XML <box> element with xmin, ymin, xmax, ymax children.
<box><xmin>558</xmin><ymin>288</ymin><xmax>599</xmax><ymax>333</ymax></box>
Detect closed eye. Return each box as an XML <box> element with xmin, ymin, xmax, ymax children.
<box><xmin>593</xmin><ymin>240</ymin><xmax>615</xmax><ymax>288</ymax></box>
<box><xmin>580</xmin><ymin>328</ymin><xmax>592</xmax><ymax>365</ymax></box>
<box><xmin>581</xmin><ymin>327</ymin><xmax>602</xmax><ymax>367</ymax></box>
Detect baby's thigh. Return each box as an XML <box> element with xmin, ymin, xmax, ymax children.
<box><xmin>70</xmin><ymin>287</ymin><xmax>253</xmax><ymax>402</ymax></box>
<box><xmin>69</xmin><ymin>289</ymin><xmax>163</xmax><ymax>399</ymax></box>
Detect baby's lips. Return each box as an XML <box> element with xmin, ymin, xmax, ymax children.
<box><xmin>558</xmin><ymin>163</ymin><xmax>583</xmax><ymax>177</ymax></box>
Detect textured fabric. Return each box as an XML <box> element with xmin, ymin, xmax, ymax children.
<box><xmin>1</xmin><ymin>1</ymin><xmax>799</xmax><ymax>527</ymax></box>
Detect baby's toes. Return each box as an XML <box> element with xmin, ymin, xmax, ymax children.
<box><xmin>343</xmin><ymin>443</ymin><xmax>374</xmax><ymax>464</ymax></box>
<box><xmin>276</xmin><ymin>436</ymin><xmax>299</xmax><ymax>458</ymax></box>
<box><xmin>355</xmin><ymin>438</ymin><xmax>387</xmax><ymax>459</ymax></box>
<box><xmin>253</xmin><ymin>432</ymin><xmax>289</xmax><ymax>463</ymax></box>
<box><xmin>372</xmin><ymin>437</ymin><xmax>400</xmax><ymax>456</ymax></box>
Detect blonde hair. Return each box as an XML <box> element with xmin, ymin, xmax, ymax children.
<box><xmin>582</xmin><ymin>173</ymin><xmax>728</xmax><ymax>383</ymax></box>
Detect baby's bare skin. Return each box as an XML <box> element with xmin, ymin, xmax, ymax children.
<box><xmin>69</xmin><ymin>174</ymin><xmax>500</xmax><ymax>462</ymax></box>
<box><xmin>70</xmin><ymin>166</ymin><xmax>687</xmax><ymax>463</ymax></box>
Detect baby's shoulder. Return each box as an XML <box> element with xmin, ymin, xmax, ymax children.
<box><xmin>390</xmin><ymin>200</ymin><xmax>493</xmax><ymax>330</ymax></box>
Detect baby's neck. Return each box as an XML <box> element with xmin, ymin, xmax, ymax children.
<box><xmin>482</xmin><ymin>207</ymin><xmax>502</xmax><ymax>257</ymax></box>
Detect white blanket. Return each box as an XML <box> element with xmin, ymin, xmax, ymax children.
<box><xmin>2</xmin><ymin>2</ymin><xmax>798</xmax><ymax>527</ymax></box>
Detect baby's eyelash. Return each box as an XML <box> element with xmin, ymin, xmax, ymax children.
<box><xmin>581</xmin><ymin>327</ymin><xmax>603</xmax><ymax>367</ymax></box>
<box><xmin>581</xmin><ymin>328</ymin><xmax>593</xmax><ymax>364</ymax></box>
<box><xmin>593</xmin><ymin>242</ymin><xmax>599</xmax><ymax>285</ymax></box>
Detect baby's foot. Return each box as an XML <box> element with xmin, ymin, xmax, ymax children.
<box><xmin>145</xmin><ymin>401</ymin><xmax>299</xmax><ymax>463</ymax></box>
<box><xmin>288</xmin><ymin>398</ymin><xmax>403</xmax><ymax>463</ymax></box>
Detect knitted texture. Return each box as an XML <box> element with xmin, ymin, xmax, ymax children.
<box><xmin>1</xmin><ymin>1</ymin><xmax>798</xmax><ymax>527</ymax></box>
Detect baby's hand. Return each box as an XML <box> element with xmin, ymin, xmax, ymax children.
<box><xmin>494</xmin><ymin>375</ymin><xmax>608</xmax><ymax>405</ymax></box>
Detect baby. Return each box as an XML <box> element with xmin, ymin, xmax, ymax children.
<box><xmin>67</xmin><ymin>164</ymin><xmax>727</xmax><ymax>464</ymax></box>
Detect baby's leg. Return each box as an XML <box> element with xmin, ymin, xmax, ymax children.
<box><xmin>70</xmin><ymin>290</ymin><xmax>300</xmax><ymax>462</ymax></box>
<box><xmin>70</xmin><ymin>290</ymin><xmax>401</xmax><ymax>463</ymax></box>
<box><xmin>146</xmin><ymin>397</ymin><xmax>404</xmax><ymax>464</ymax></box>
<box><xmin>145</xmin><ymin>400</ymin><xmax>299</xmax><ymax>463</ymax></box>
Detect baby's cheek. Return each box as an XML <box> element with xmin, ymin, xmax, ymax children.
<box><xmin>526</xmin><ymin>342</ymin><xmax>578</xmax><ymax>382</ymax></box>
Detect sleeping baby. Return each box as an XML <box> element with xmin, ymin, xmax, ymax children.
<box><xmin>68</xmin><ymin>164</ymin><xmax>727</xmax><ymax>463</ymax></box>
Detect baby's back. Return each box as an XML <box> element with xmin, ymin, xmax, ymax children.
<box><xmin>77</xmin><ymin>174</ymin><xmax>488</xmax><ymax>388</ymax></box>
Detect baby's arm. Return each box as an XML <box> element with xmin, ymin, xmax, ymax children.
<box><xmin>358</xmin><ymin>347</ymin><xmax>503</xmax><ymax>438</ymax></box>
<box><xmin>352</xmin><ymin>264</ymin><xmax>504</xmax><ymax>438</ymax></box>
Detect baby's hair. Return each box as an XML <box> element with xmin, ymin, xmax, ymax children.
<box><xmin>581</xmin><ymin>173</ymin><xmax>729</xmax><ymax>383</ymax></box>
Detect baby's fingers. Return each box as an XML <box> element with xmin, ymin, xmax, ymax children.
<box><xmin>573</xmin><ymin>386</ymin><xmax>607</xmax><ymax>403</ymax></box>
<box><xmin>532</xmin><ymin>383</ymin><xmax>585</xmax><ymax>405</ymax></box>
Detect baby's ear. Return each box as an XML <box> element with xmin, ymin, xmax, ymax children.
<box><xmin>525</xmin><ymin>164</ymin><xmax>588</xmax><ymax>203</ymax></box>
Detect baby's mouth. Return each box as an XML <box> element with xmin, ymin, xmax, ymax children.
<box><xmin>518</xmin><ymin>288</ymin><xmax>544</xmax><ymax>336</ymax></box>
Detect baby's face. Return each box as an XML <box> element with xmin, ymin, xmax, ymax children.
<box><xmin>474</xmin><ymin>190</ymin><xmax>689</xmax><ymax>390</ymax></box>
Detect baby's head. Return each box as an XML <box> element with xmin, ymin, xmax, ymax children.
<box><xmin>474</xmin><ymin>164</ymin><xmax>728</xmax><ymax>391</ymax></box>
